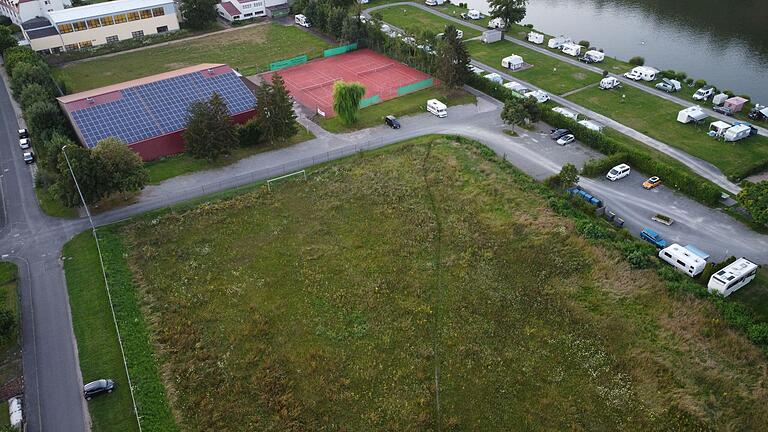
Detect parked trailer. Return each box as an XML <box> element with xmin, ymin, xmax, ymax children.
<box><xmin>658</xmin><ymin>244</ymin><xmax>707</xmax><ymax>277</ymax></box>
<box><xmin>501</xmin><ymin>55</ymin><xmax>524</xmax><ymax>70</ymax></box>
<box><xmin>547</xmin><ymin>36</ymin><xmax>571</xmax><ymax>49</ymax></box>
<box><xmin>723</xmin><ymin>123</ymin><xmax>753</xmax><ymax>142</ymax></box>
<box><xmin>482</xmin><ymin>29</ymin><xmax>502</xmax><ymax>44</ymax></box>
<box><xmin>561</xmin><ymin>42</ymin><xmax>583</xmax><ymax>57</ymax></box>
<box><xmin>527</xmin><ymin>32</ymin><xmax>544</xmax><ymax>44</ymax></box>
<box><xmin>487</xmin><ymin>17</ymin><xmax>505</xmax><ymax>30</ymax></box>
<box><xmin>708</xmin><ymin>258</ymin><xmax>759</xmax><ymax>297</ymax></box>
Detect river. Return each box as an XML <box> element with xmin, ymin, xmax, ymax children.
<box><xmin>459</xmin><ymin>0</ymin><xmax>768</xmax><ymax>103</ymax></box>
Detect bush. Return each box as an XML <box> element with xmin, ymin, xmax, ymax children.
<box><xmin>581</xmin><ymin>153</ymin><xmax>627</xmax><ymax>177</ymax></box>
<box><xmin>576</xmin><ymin>220</ymin><xmax>612</xmax><ymax>240</ymax></box>
<box><xmin>629</xmin><ymin>56</ymin><xmax>644</xmax><ymax>66</ymax></box>
<box><xmin>0</xmin><ymin>308</ymin><xmax>15</xmax><ymax>339</ymax></box>
<box><xmin>675</xmin><ymin>71</ymin><xmax>687</xmax><ymax>81</ymax></box>
<box><xmin>722</xmin><ymin>89</ymin><xmax>734</xmax><ymax>97</ymax></box>
<box><xmin>578</xmin><ymin>40</ymin><xmax>590</xmax><ymax>48</ymax></box>
<box><xmin>685</xmin><ymin>78</ymin><xmax>694</xmax><ymax>85</ymax></box>
<box><xmin>660</xmin><ymin>69</ymin><xmax>676</xmax><ymax>79</ymax></box>
<box><xmin>694</xmin><ymin>79</ymin><xmax>707</xmax><ymax>88</ymax></box>
<box><xmin>236</xmin><ymin>119</ymin><xmax>262</xmax><ymax>147</ymax></box>
<box><xmin>602</xmin><ymin>69</ymin><xmax>609</xmax><ymax>77</ymax></box>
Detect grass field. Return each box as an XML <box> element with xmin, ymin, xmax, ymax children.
<box><xmin>317</xmin><ymin>87</ymin><xmax>476</xmax><ymax>133</ymax></box>
<box><xmin>731</xmin><ymin>269</ymin><xmax>768</xmax><ymax>322</ymax></box>
<box><xmin>69</xmin><ymin>136</ymin><xmax>768</xmax><ymax>430</ymax></box>
<box><xmin>466</xmin><ymin>40</ymin><xmax>601</xmax><ymax>95</ymax></box>
<box><xmin>566</xmin><ymin>85</ymin><xmax>768</xmax><ymax>179</ymax></box>
<box><xmin>145</xmin><ymin>127</ymin><xmax>315</xmax><ymax>184</ymax></box>
<box><xmin>375</xmin><ymin>5</ymin><xmax>481</xmax><ymax>38</ymax></box>
<box><xmin>54</xmin><ymin>24</ymin><xmax>332</xmax><ymax>92</ymax></box>
<box><xmin>0</xmin><ymin>262</ymin><xmax>21</xmax><ymax>387</ymax></box>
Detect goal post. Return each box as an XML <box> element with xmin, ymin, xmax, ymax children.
<box><xmin>267</xmin><ymin>170</ymin><xmax>307</xmax><ymax>192</ymax></box>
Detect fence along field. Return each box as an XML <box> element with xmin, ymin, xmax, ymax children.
<box><xmin>92</xmin><ymin>137</ymin><xmax>768</xmax><ymax>431</ymax></box>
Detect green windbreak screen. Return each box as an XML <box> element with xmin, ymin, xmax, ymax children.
<box><xmin>359</xmin><ymin>95</ymin><xmax>381</xmax><ymax>108</ymax></box>
<box><xmin>269</xmin><ymin>54</ymin><xmax>308</xmax><ymax>71</ymax></box>
<box><xmin>324</xmin><ymin>43</ymin><xmax>358</xmax><ymax>58</ymax></box>
<box><xmin>397</xmin><ymin>78</ymin><xmax>434</xmax><ymax>96</ymax></box>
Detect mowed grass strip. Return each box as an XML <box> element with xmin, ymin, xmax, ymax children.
<box><xmin>376</xmin><ymin>5</ymin><xmax>481</xmax><ymax>38</ymax></box>
<box><xmin>317</xmin><ymin>86</ymin><xmax>476</xmax><ymax>133</ymax></box>
<box><xmin>54</xmin><ymin>24</ymin><xmax>332</xmax><ymax>92</ymax></box>
<box><xmin>94</xmin><ymin>136</ymin><xmax>768</xmax><ymax>430</ymax></box>
<box><xmin>0</xmin><ymin>262</ymin><xmax>21</xmax><ymax>385</ymax></box>
<box><xmin>63</xmin><ymin>232</ymin><xmax>178</xmax><ymax>432</ymax></box>
<box><xmin>565</xmin><ymin>84</ymin><xmax>768</xmax><ymax>179</ymax></box>
<box><xmin>466</xmin><ymin>39</ymin><xmax>600</xmax><ymax>95</ymax></box>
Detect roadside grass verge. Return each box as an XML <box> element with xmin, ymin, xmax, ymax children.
<box><xmin>316</xmin><ymin>87</ymin><xmax>476</xmax><ymax>133</ymax></box>
<box><xmin>565</xmin><ymin>84</ymin><xmax>768</xmax><ymax>180</ymax></box>
<box><xmin>53</xmin><ymin>24</ymin><xmax>332</xmax><ymax>92</ymax></box>
<box><xmin>35</xmin><ymin>186</ymin><xmax>78</xmax><ymax>218</ymax></box>
<box><xmin>376</xmin><ymin>5</ymin><xmax>481</xmax><ymax>38</ymax></box>
<box><xmin>63</xmin><ymin>232</ymin><xmax>177</xmax><ymax>432</ymax></box>
<box><xmin>731</xmin><ymin>269</ymin><xmax>768</xmax><ymax>323</ymax></box>
<box><xmin>466</xmin><ymin>39</ymin><xmax>601</xmax><ymax>95</ymax></box>
<box><xmin>91</xmin><ymin>135</ymin><xmax>768</xmax><ymax>430</ymax></box>
<box><xmin>0</xmin><ymin>262</ymin><xmax>21</xmax><ymax>386</ymax></box>
<box><xmin>145</xmin><ymin>127</ymin><xmax>315</xmax><ymax>184</ymax></box>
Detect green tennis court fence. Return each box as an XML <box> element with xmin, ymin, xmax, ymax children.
<box><xmin>269</xmin><ymin>54</ymin><xmax>308</xmax><ymax>71</ymax></box>
<box><xmin>324</xmin><ymin>43</ymin><xmax>358</xmax><ymax>58</ymax></box>
<box><xmin>397</xmin><ymin>78</ymin><xmax>434</xmax><ymax>96</ymax></box>
<box><xmin>359</xmin><ymin>95</ymin><xmax>381</xmax><ymax>108</ymax></box>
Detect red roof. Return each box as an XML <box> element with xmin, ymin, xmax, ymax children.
<box><xmin>220</xmin><ymin>1</ymin><xmax>240</xmax><ymax>15</ymax></box>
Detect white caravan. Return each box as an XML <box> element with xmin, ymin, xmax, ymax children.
<box><xmin>427</xmin><ymin>99</ymin><xmax>447</xmax><ymax>117</ymax></box>
<box><xmin>624</xmin><ymin>66</ymin><xmax>659</xmax><ymax>81</ymax></box>
<box><xmin>425</xmin><ymin>0</ymin><xmax>445</xmax><ymax>5</ymax></box>
<box><xmin>599</xmin><ymin>77</ymin><xmax>621</xmax><ymax>90</ymax></box>
<box><xmin>584</xmin><ymin>50</ymin><xmax>605</xmax><ymax>62</ymax></box>
<box><xmin>561</xmin><ymin>42</ymin><xmax>583</xmax><ymax>57</ymax></box>
<box><xmin>578</xmin><ymin>119</ymin><xmax>604</xmax><ymax>132</ymax></box>
<box><xmin>487</xmin><ymin>17</ymin><xmax>505</xmax><ymax>29</ymax></box>
<box><xmin>547</xmin><ymin>36</ymin><xmax>571</xmax><ymax>49</ymax></box>
<box><xmin>527</xmin><ymin>32</ymin><xmax>544</xmax><ymax>44</ymax></box>
<box><xmin>295</xmin><ymin>14</ymin><xmax>310</xmax><ymax>27</ymax></box>
<box><xmin>712</xmin><ymin>93</ymin><xmax>728</xmax><ymax>106</ymax></box>
<box><xmin>552</xmin><ymin>106</ymin><xmax>579</xmax><ymax>120</ymax></box>
<box><xmin>484</xmin><ymin>72</ymin><xmax>503</xmax><ymax>84</ymax></box>
<box><xmin>677</xmin><ymin>106</ymin><xmax>708</xmax><ymax>124</ymax></box>
<box><xmin>709</xmin><ymin>120</ymin><xmax>732</xmax><ymax>137</ymax></box>
<box><xmin>501</xmin><ymin>55</ymin><xmax>524</xmax><ymax>70</ymax></box>
<box><xmin>708</xmin><ymin>258</ymin><xmax>759</xmax><ymax>297</ymax></box>
<box><xmin>658</xmin><ymin>244</ymin><xmax>707</xmax><ymax>277</ymax></box>
<box><xmin>466</xmin><ymin>9</ymin><xmax>481</xmax><ymax>19</ymax></box>
<box><xmin>723</xmin><ymin>124</ymin><xmax>752</xmax><ymax>142</ymax></box>
<box><xmin>524</xmin><ymin>90</ymin><xmax>550</xmax><ymax>103</ymax></box>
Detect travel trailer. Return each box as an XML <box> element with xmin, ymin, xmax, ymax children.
<box><xmin>487</xmin><ymin>17</ymin><xmax>505</xmax><ymax>29</ymax></box>
<box><xmin>723</xmin><ymin>123</ymin><xmax>753</xmax><ymax>142</ymax></box>
<box><xmin>484</xmin><ymin>73</ymin><xmax>503</xmax><ymax>84</ymax></box>
<box><xmin>583</xmin><ymin>50</ymin><xmax>604</xmax><ymax>62</ymax></box>
<box><xmin>552</xmin><ymin>106</ymin><xmax>579</xmax><ymax>120</ymax></box>
<box><xmin>527</xmin><ymin>32</ymin><xmax>544</xmax><ymax>44</ymax></box>
<box><xmin>709</xmin><ymin>120</ymin><xmax>732</xmax><ymax>137</ymax></box>
<box><xmin>524</xmin><ymin>90</ymin><xmax>550</xmax><ymax>103</ymax></box>
<box><xmin>466</xmin><ymin>9</ymin><xmax>481</xmax><ymax>19</ymax></box>
<box><xmin>658</xmin><ymin>244</ymin><xmax>707</xmax><ymax>277</ymax></box>
<box><xmin>547</xmin><ymin>36</ymin><xmax>571</xmax><ymax>49</ymax></box>
<box><xmin>427</xmin><ymin>99</ymin><xmax>447</xmax><ymax>117</ymax></box>
<box><xmin>295</xmin><ymin>14</ymin><xmax>310</xmax><ymax>27</ymax></box>
<box><xmin>707</xmin><ymin>258</ymin><xmax>759</xmax><ymax>297</ymax></box>
<box><xmin>599</xmin><ymin>77</ymin><xmax>620</xmax><ymax>90</ymax></box>
<box><xmin>578</xmin><ymin>119</ymin><xmax>604</xmax><ymax>132</ymax></box>
<box><xmin>624</xmin><ymin>66</ymin><xmax>659</xmax><ymax>81</ymax></box>
<box><xmin>712</xmin><ymin>93</ymin><xmax>728</xmax><ymax>106</ymax></box>
<box><xmin>503</xmin><ymin>81</ymin><xmax>528</xmax><ymax>94</ymax></box>
<box><xmin>561</xmin><ymin>42</ymin><xmax>582</xmax><ymax>57</ymax></box>
<box><xmin>425</xmin><ymin>0</ymin><xmax>445</xmax><ymax>5</ymax></box>
<box><xmin>482</xmin><ymin>30</ymin><xmax>502</xmax><ymax>44</ymax></box>
<box><xmin>677</xmin><ymin>106</ymin><xmax>708</xmax><ymax>124</ymax></box>
<box><xmin>501</xmin><ymin>55</ymin><xmax>524</xmax><ymax>70</ymax></box>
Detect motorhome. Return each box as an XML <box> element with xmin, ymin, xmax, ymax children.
<box><xmin>295</xmin><ymin>14</ymin><xmax>311</xmax><ymax>27</ymax></box>
<box><xmin>583</xmin><ymin>50</ymin><xmax>604</xmax><ymax>62</ymax></box>
<box><xmin>693</xmin><ymin>85</ymin><xmax>715</xmax><ymax>100</ymax></box>
<box><xmin>527</xmin><ymin>32</ymin><xmax>544</xmax><ymax>44</ymax></box>
<box><xmin>707</xmin><ymin>258</ymin><xmax>759</xmax><ymax>297</ymax></box>
<box><xmin>484</xmin><ymin>73</ymin><xmax>503</xmax><ymax>84</ymax></box>
<box><xmin>677</xmin><ymin>106</ymin><xmax>708</xmax><ymax>124</ymax></box>
<box><xmin>561</xmin><ymin>43</ymin><xmax>583</xmax><ymax>57</ymax></box>
<box><xmin>427</xmin><ymin>99</ymin><xmax>447</xmax><ymax>117</ymax></box>
<box><xmin>709</xmin><ymin>120</ymin><xmax>732</xmax><ymax>137</ymax></box>
<box><xmin>482</xmin><ymin>30</ymin><xmax>502</xmax><ymax>44</ymax></box>
<box><xmin>599</xmin><ymin>77</ymin><xmax>620</xmax><ymax>90</ymax></box>
<box><xmin>501</xmin><ymin>55</ymin><xmax>524</xmax><ymax>70</ymax></box>
<box><xmin>658</xmin><ymin>244</ymin><xmax>707</xmax><ymax>277</ymax></box>
<box><xmin>624</xmin><ymin>66</ymin><xmax>658</xmax><ymax>81</ymax></box>
<box><xmin>547</xmin><ymin>36</ymin><xmax>571</xmax><ymax>49</ymax></box>
<box><xmin>552</xmin><ymin>106</ymin><xmax>579</xmax><ymax>120</ymax></box>
<box><xmin>487</xmin><ymin>17</ymin><xmax>505</xmax><ymax>30</ymax></box>
<box><xmin>723</xmin><ymin>123</ymin><xmax>753</xmax><ymax>142</ymax></box>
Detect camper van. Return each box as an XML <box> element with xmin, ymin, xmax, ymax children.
<box><xmin>561</xmin><ymin>43</ymin><xmax>582</xmax><ymax>57</ymax></box>
<box><xmin>723</xmin><ymin>123</ymin><xmax>754</xmax><ymax>142</ymax></box>
<box><xmin>487</xmin><ymin>17</ymin><xmax>505</xmax><ymax>29</ymax></box>
<box><xmin>501</xmin><ymin>55</ymin><xmax>524</xmax><ymax>70</ymax></box>
<box><xmin>677</xmin><ymin>106</ymin><xmax>708</xmax><ymax>124</ymax></box>
<box><xmin>527</xmin><ymin>32</ymin><xmax>544</xmax><ymax>44</ymax></box>
<box><xmin>624</xmin><ymin>66</ymin><xmax>658</xmax><ymax>81</ymax></box>
<box><xmin>427</xmin><ymin>99</ymin><xmax>447</xmax><ymax>118</ymax></box>
<box><xmin>465</xmin><ymin>9</ymin><xmax>481</xmax><ymax>19</ymax></box>
<box><xmin>708</xmin><ymin>258</ymin><xmax>759</xmax><ymax>297</ymax></box>
<box><xmin>606</xmin><ymin>163</ymin><xmax>630</xmax><ymax>181</ymax></box>
<box><xmin>547</xmin><ymin>36</ymin><xmax>571</xmax><ymax>49</ymax></box>
<box><xmin>693</xmin><ymin>85</ymin><xmax>715</xmax><ymax>101</ymax></box>
<box><xmin>295</xmin><ymin>14</ymin><xmax>311</xmax><ymax>27</ymax></box>
<box><xmin>552</xmin><ymin>106</ymin><xmax>579</xmax><ymax>121</ymax></box>
<box><xmin>658</xmin><ymin>244</ymin><xmax>707</xmax><ymax>277</ymax></box>
<box><xmin>599</xmin><ymin>77</ymin><xmax>620</xmax><ymax>90</ymax></box>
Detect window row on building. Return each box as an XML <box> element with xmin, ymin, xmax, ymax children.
<box><xmin>57</xmin><ymin>6</ymin><xmax>164</xmax><ymax>33</ymax></box>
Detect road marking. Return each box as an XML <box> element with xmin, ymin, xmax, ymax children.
<box><xmin>531</xmin><ymin>138</ymin><xmax>539</xmax><ymax>143</ymax></box>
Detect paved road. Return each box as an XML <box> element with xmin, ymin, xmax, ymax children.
<box><xmin>364</xmin><ymin>2</ymin><xmax>768</xmax><ymax>138</ymax></box>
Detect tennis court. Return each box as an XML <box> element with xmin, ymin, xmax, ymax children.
<box><xmin>261</xmin><ymin>49</ymin><xmax>433</xmax><ymax>117</ymax></box>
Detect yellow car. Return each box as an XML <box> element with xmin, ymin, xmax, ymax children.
<box><xmin>642</xmin><ymin>176</ymin><xmax>662</xmax><ymax>189</ymax></box>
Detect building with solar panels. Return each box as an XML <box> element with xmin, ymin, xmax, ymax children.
<box><xmin>57</xmin><ymin>64</ymin><xmax>258</xmax><ymax>161</ymax></box>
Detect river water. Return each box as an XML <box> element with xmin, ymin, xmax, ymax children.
<box><xmin>459</xmin><ymin>0</ymin><xmax>768</xmax><ymax>103</ymax></box>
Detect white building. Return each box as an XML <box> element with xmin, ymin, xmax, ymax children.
<box><xmin>17</xmin><ymin>0</ymin><xmax>179</xmax><ymax>53</ymax></box>
<box><xmin>1</xmin><ymin>0</ymin><xmax>71</xmax><ymax>26</ymax></box>
<box><xmin>216</xmin><ymin>0</ymin><xmax>289</xmax><ymax>22</ymax></box>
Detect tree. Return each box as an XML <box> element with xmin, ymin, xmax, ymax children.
<box><xmin>237</xmin><ymin>119</ymin><xmax>262</xmax><ymax>147</ymax></box>
<box><xmin>41</xmin><ymin>132</ymin><xmax>73</xmax><ymax>174</ymax></box>
<box><xmin>10</xmin><ymin>62</ymin><xmax>54</xmax><ymax>96</ymax></box>
<box><xmin>332</xmin><ymin>81</ymin><xmax>366</xmax><ymax>125</ymax></box>
<box><xmin>558</xmin><ymin>163</ymin><xmax>579</xmax><ymax>187</ymax></box>
<box><xmin>2</xmin><ymin>46</ymin><xmax>42</xmax><ymax>73</ymax></box>
<box><xmin>434</xmin><ymin>25</ymin><xmax>470</xmax><ymax>89</ymax></box>
<box><xmin>737</xmin><ymin>181</ymin><xmax>768</xmax><ymax>225</ymax></box>
<box><xmin>304</xmin><ymin>1</ymin><xmax>326</xmax><ymax>31</ymax></box>
<box><xmin>521</xmin><ymin>96</ymin><xmax>541</xmax><ymax>122</ymax></box>
<box><xmin>0</xmin><ymin>307</ymin><xmax>14</xmax><ymax>338</ymax></box>
<box><xmin>19</xmin><ymin>83</ymin><xmax>51</xmax><ymax>111</ymax></box>
<box><xmin>54</xmin><ymin>145</ymin><xmax>102</xmax><ymax>206</ymax></box>
<box><xmin>25</xmin><ymin>101</ymin><xmax>66</xmax><ymax>136</ymax></box>
<box><xmin>0</xmin><ymin>26</ymin><xmax>17</xmax><ymax>55</ymax></box>
<box><xmin>629</xmin><ymin>56</ymin><xmax>645</xmax><ymax>66</ymax></box>
<box><xmin>92</xmin><ymin>137</ymin><xmax>149</xmax><ymax>195</ymax></box>
<box><xmin>341</xmin><ymin>14</ymin><xmax>367</xmax><ymax>43</ymax></box>
<box><xmin>488</xmin><ymin>0</ymin><xmax>528</xmax><ymax>30</ymax></box>
<box><xmin>184</xmin><ymin>93</ymin><xmax>236</xmax><ymax>160</ymax></box>
<box><xmin>501</xmin><ymin>99</ymin><xmax>527</xmax><ymax>132</ymax></box>
<box><xmin>327</xmin><ymin>6</ymin><xmax>347</xmax><ymax>38</ymax></box>
<box><xmin>269</xmin><ymin>74</ymin><xmax>298</xmax><ymax>140</ymax></box>
<box><xmin>180</xmin><ymin>0</ymin><xmax>218</xmax><ymax>30</ymax></box>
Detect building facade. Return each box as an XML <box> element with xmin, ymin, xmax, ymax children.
<box><xmin>0</xmin><ymin>0</ymin><xmax>71</xmax><ymax>26</ymax></box>
<box><xmin>216</xmin><ymin>0</ymin><xmax>288</xmax><ymax>22</ymax></box>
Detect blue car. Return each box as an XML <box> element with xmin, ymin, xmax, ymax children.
<box><xmin>640</xmin><ymin>228</ymin><xmax>667</xmax><ymax>249</ymax></box>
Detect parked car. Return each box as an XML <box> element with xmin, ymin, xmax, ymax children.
<box><xmin>19</xmin><ymin>138</ymin><xmax>30</xmax><ymax>149</ymax></box>
<box><xmin>84</xmin><ymin>379</ymin><xmax>115</xmax><ymax>400</ymax></box>
<box><xmin>556</xmin><ymin>134</ymin><xmax>575</xmax><ymax>146</ymax></box>
<box><xmin>640</xmin><ymin>228</ymin><xmax>667</xmax><ymax>249</ymax></box>
<box><xmin>578</xmin><ymin>55</ymin><xmax>598</xmax><ymax>64</ymax></box>
<box><xmin>384</xmin><ymin>115</ymin><xmax>401</xmax><ymax>129</ymax></box>
<box><xmin>642</xmin><ymin>176</ymin><xmax>662</xmax><ymax>189</ymax></box>
<box><xmin>549</xmin><ymin>128</ymin><xmax>571</xmax><ymax>140</ymax></box>
<box><xmin>23</xmin><ymin>151</ymin><xmax>34</xmax><ymax>164</ymax></box>
<box><xmin>606</xmin><ymin>163</ymin><xmax>630</xmax><ymax>181</ymax></box>
<box><xmin>655</xmin><ymin>78</ymin><xmax>681</xmax><ymax>93</ymax></box>
<box><xmin>713</xmin><ymin>105</ymin><xmax>734</xmax><ymax>116</ymax></box>
<box><xmin>692</xmin><ymin>85</ymin><xmax>715</xmax><ymax>101</ymax></box>
<box><xmin>18</xmin><ymin>128</ymin><xmax>28</xmax><ymax>139</ymax></box>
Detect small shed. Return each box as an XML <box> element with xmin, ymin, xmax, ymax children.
<box><xmin>724</xmin><ymin>96</ymin><xmax>749</xmax><ymax>113</ymax></box>
<box><xmin>501</xmin><ymin>55</ymin><xmax>524</xmax><ymax>70</ymax></box>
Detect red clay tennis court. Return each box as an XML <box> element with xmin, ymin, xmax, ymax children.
<box><xmin>262</xmin><ymin>49</ymin><xmax>434</xmax><ymax>117</ymax></box>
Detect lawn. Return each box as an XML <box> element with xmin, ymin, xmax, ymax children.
<box><xmin>317</xmin><ymin>86</ymin><xmax>476</xmax><ymax>133</ymax></box>
<box><xmin>72</xmin><ymin>136</ymin><xmax>768</xmax><ymax>430</ymax></box>
<box><xmin>375</xmin><ymin>5</ymin><xmax>481</xmax><ymax>38</ymax></box>
<box><xmin>566</xmin><ymin>84</ymin><xmax>768</xmax><ymax>179</ymax></box>
<box><xmin>145</xmin><ymin>127</ymin><xmax>315</xmax><ymax>184</ymax></box>
<box><xmin>465</xmin><ymin>39</ymin><xmax>601</xmax><ymax>95</ymax></box>
<box><xmin>731</xmin><ymin>269</ymin><xmax>768</xmax><ymax>323</ymax></box>
<box><xmin>53</xmin><ymin>24</ymin><xmax>332</xmax><ymax>92</ymax></box>
<box><xmin>0</xmin><ymin>262</ymin><xmax>21</xmax><ymax>387</ymax></box>
<box><xmin>35</xmin><ymin>186</ymin><xmax>78</xmax><ymax>218</ymax></box>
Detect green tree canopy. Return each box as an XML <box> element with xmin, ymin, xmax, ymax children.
<box><xmin>10</xmin><ymin>61</ymin><xmax>54</xmax><ymax>96</ymax></box>
<box><xmin>501</xmin><ymin>99</ymin><xmax>528</xmax><ymax>132</ymax></box>
<box><xmin>92</xmin><ymin>137</ymin><xmax>149</xmax><ymax>195</ymax></box>
<box><xmin>19</xmin><ymin>82</ymin><xmax>52</xmax><ymax>111</ymax></box>
<box><xmin>558</xmin><ymin>163</ymin><xmax>579</xmax><ymax>188</ymax></box>
<box><xmin>254</xmin><ymin>74</ymin><xmax>298</xmax><ymax>143</ymax></box>
<box><xmin>3</xmin><ymin>46</ymin><xmax>43</xmax><ymax>73</ymax></box>
<box><xmin>0</xmin><ymin>26</ymin><xmax>17</xmax><ymax>55</ymax></box>
<box><xmin>435</xmin><ymin>25</ymin><xmax>470</xmax><ymax>89</ymax></box>
<box><xmin>488</xmin><ymin>0</ymin><xmax>529</xmax><ymax>29</ymax></box>
<box><xmin>184</xmin><ymin>93</ymin><xmax>237</xmax><ymax>160</ymax></box>
<box><xmin>54</xmin><ymin>145</ymin><xmax>102</xmax><ymax>206</ymax></box>
<box><xmin>737</xmin><ymin>181</ymin><xmax>768</xmax><ymax>225</ymax></box>
<box><xmin>332</xmin><ymin>81</ymin><xmax>366</xmax><ymax>125</ymax></box>
<box><xmin>180</xmin><ymin>0</ymin><xmax>218</xmax><ymax>30</ymax></box>
<box><xmin>25</xmin><ymin>101</ymin><xmax>67</xmax><ymax>137</ymax></box>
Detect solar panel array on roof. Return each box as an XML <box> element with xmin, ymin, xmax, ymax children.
<box><xmin>70</xmin><ymin>70</ymin><xmax>255</xmax><ymax>148</ymax></box>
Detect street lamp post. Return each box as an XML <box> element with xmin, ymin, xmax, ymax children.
<box><xmin>61</xmin><ymin>145</ymin><xmax>95</xmax><ymax>232</ymax></box>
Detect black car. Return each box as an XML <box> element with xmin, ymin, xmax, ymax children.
<box><xmin>18</xmin><ymin>128</ymin><xmax>28</xmax><ymax>139</ymax></box>
<box><xmin>578</xmin><ymin>55</ymin><xmax>596</xmax><ymax>64</ymax></box>
<box><xmin>84</xmin><ymin>379</ymin><xmax>115</xmax><ymax>400</ymax></box>
<box><xmin>549</xmin><ymin>128</ymin><xmax>571</xmax><ymax>139</ymax></box>
<box><xmin>713</xmin><ymin>105</ymin><xmax>733</xmax><ymax>116</ymax></box>
<box><xmin>385</xmin><ymin>115</ymin><xmax>401</xmax><ymax>129</ymax></box>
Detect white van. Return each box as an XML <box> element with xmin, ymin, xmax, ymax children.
<box><xmin>606</xmin><ymin>163</ymin><xmax>630</xmax><ymax>181</ymax></box>
<box><xmin>659</xmin><ymin>244</ymin><xmax>707</xmax><ymax>277</ymax></box>
<box><xmin>295</xmin><ymin>14</ymin><xmax>310</xmax><ymax>27</ymax></box>
<box><xmin>707</xmin><ymin>258</ymin><xmax>759</xmax><ymax>297</ymax></box>
<box><xmin>427</xmin><ymin>99</ymin><xmax>447</xmax><ymax>118</ymax></box>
